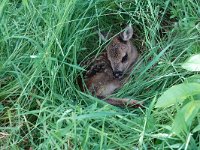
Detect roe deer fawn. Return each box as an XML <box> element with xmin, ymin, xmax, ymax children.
<box><xmin>80</xmin><ymin>24</ymin><xmax>142</xmax><ymax>108</ymax></box>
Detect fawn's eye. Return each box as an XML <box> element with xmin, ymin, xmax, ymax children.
<box><xmin>121</xmin><ymin>53</ymin><xmax>128</xmax><ymax>63</ymax></box>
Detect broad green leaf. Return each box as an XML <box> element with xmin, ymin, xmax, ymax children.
<box><xmin>193</xmin><ymin>94</ymin><xmax>200</xmax><ymax>101</ymax></box>
<box><xmin>193</xmin><ymin>124</ymin><xmax>200</xmax><ymax>133</ymax></box>
<box><xmin>172</xmin><ymin>100</ymin><xmax>200</xmax><ymax>135</ymax></box>
<box><xmin>182</xmin><ymin>54</ymin><xmax>200</xmax><ymax>71</ymax></box>
<box><xmin>181</xmin><ymin>100</ymin><xmax>200</xmax><ymax>126</ymax></box>
<box><xmin>172</xmin><ymin>111</ymin><xmax>188</xmax><ymax>135</ymax></box>
<box><xmin>155</xmin><ymin>83</ymin><xmax>200</xmax><ymax>108</ymax></box>
<box><xmin>185</xmin><ymin>75</ymin><xmax>200</xmax><ymax>84</ymax></box>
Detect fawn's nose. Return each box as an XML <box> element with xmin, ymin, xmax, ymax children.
<box><xmin>113</xmin><ymin>71</ymin><xmax>123</xmax><ymax>78</ymax></box>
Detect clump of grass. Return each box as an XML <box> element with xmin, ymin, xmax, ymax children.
<box><xmin>0</xmin><ymin>0</ymin><xmax>200</xmax><ymax>149</ymax></box>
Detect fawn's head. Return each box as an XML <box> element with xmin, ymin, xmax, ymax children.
<box><xmin>100</xmin><ymin>24</ymin><xmax>138</xmax><ymax>78</ymax></box>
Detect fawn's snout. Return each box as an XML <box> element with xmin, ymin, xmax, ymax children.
<box><xmin>113</xmin><ymin>71</ymin><xmax>123</xmax><ymax>78</ymax></box>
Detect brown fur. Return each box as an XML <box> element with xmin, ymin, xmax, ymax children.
<box><xmin>80</xmin><ymin>25</ymin><xmax>142</xmax><ymax>108</ymax></box>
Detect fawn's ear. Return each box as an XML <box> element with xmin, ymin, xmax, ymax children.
<box><xmin>98</xmin><ymin>31</ymin><xmax>110</xmax><ymax>42</ymax></box>
<box><xmin>120</xmin><ymin>24</ymin><xmax>133</xmax><ymax>41</ymax></box>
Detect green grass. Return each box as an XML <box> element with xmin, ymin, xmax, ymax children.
<box><xmin>0</xmin><ymin>0</ymin><xmax>200</xmax><ymax>149</ymax></box>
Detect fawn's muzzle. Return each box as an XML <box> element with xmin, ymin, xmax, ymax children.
<box><xmin>113</xmin><ymin>71</ymin><xmax>123</xmax><ymax>78</ymax></box>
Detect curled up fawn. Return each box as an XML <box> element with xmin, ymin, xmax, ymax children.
<box><xmin>79</xmin><ymin>24</ymin><xmax>143</xmax><ymax>108</ymax></box>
